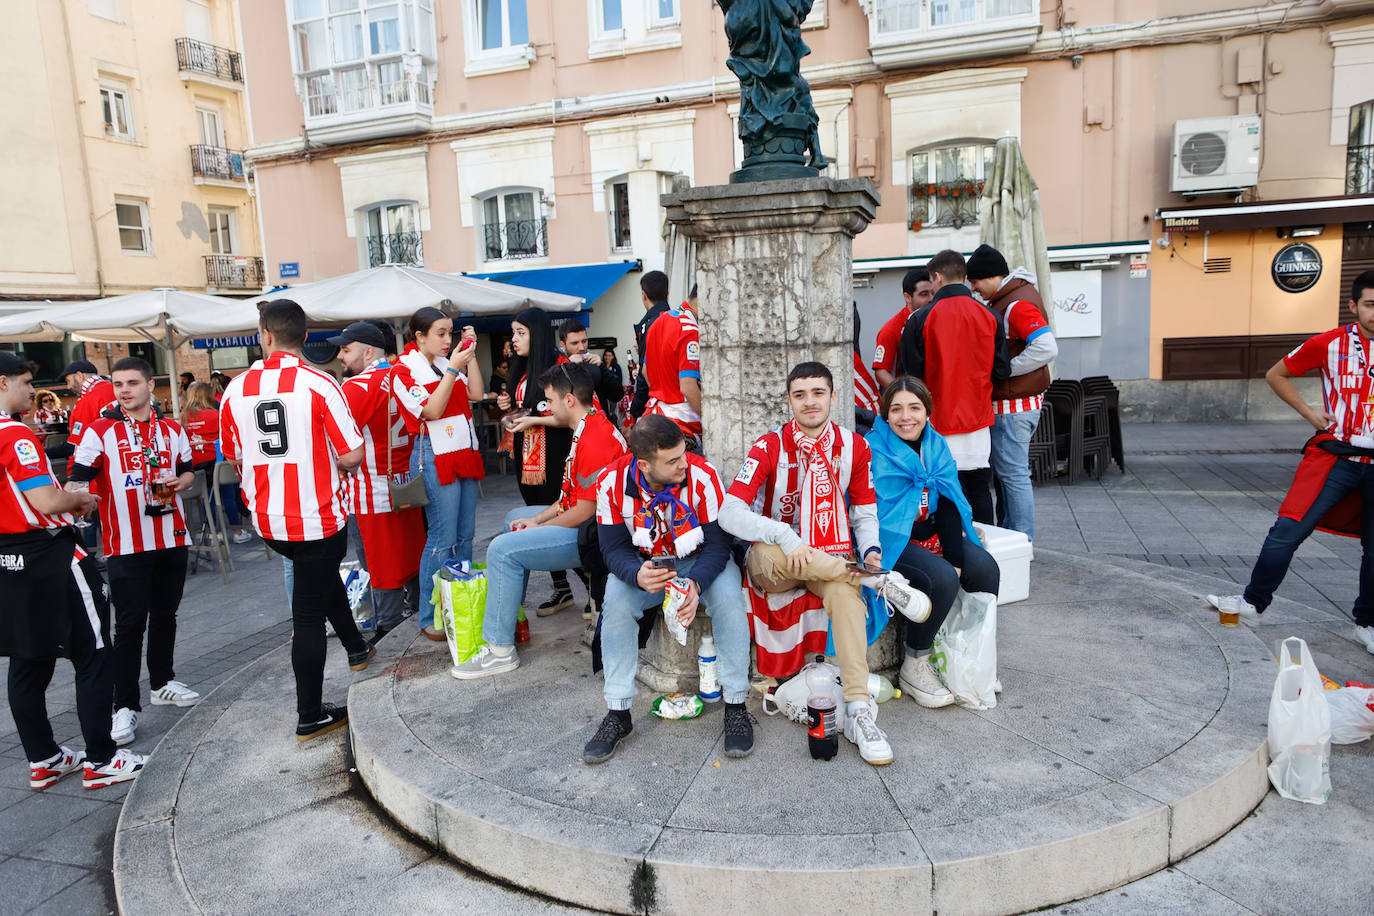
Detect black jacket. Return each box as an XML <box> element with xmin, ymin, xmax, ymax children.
<box><xmin>630</xmin><ymin>300</ymin><xmax>670</xmax><ymax>420</ymax></box>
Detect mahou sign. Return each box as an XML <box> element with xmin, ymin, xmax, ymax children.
<box><xmin>1271</xmin><ymin>242</ymin><xmax>1322</xmax><ymax>293</ymax></box>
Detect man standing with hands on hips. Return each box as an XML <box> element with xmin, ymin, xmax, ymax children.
<box><xmin>0</xmin><ymin>351</ymin><xmax>145</xmax><ymax>790</ymax></box>
<box><xmin>69</xmin><ymin>357</ymin><xmax>200</xmax><ymax>749</ymax></box>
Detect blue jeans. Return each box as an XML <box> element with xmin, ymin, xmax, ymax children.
<box><xmin>990</xmin><ymin>410</ymin><xmax>1040</xmax><ymax>540</ymax></box>
<box><xmin>483</xmin><ymin>506</ymin><xmax>582</xmax><ymax>647</ymax></box>
<box><xmin>412</xmin><ymin>435</ymin><xmax>480</xmax><ymax>630</ymax></box>
<box><xmin>1245</xmin><ymin>456</ymin><xmax>1374</xmax><ymax>625</ymax></box>
<box><xmin>600</xmin><ymin>555</ymin><xmax>751</xmax><ymax>710</ymax></box>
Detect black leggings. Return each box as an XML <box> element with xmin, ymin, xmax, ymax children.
<box><xmin>893</xmin><ymin>537</ymin><xmax>1001</xmax><ymax>653</ymax></box>
<box><xmin>265</xmin><ymin>531</ymin><xmax>367</xmax><ymax>721</ymax></box>
<box><xmin>958</xmin><ymin>468</ymin><xmax>995</xmax><ymax>525</ymax></box>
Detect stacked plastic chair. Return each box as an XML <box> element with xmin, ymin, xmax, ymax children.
<box><xmin>1028</xmin><ymin>405</ymin><xmax>1058</xmax><ymax>483</ymax></box>
<box><xmin>1081</xmin><ymin>376</ymin><xmax>1125</xmax><ymax>472</ymax></box>
<box><xmin>1080</xmin><ymin>391</ymin><xmax>1114</xmax><ymax>479</ymax></box>
<box><xmin>1043</xmin><ymin>379</ymin><xmax>1084</xmax><ymax>485</ymax></box>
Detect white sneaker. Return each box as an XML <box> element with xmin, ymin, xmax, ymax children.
<box><xmin>30</xmin><ymin>746</ymin><xmax>86</xmax><ymax>790</ymax></box>
<box><xmin>899</xmin><ymin>655</ymin><xmax>955</xmax><ymax>708</ymax></box>
<box><xmin>1206</xmin><ymin>594</ymin><xmax>1260</xmax><ymax>624</ymax></box>
<box><xmin>83</xmin><ymin>748</ymin><xmax>146</xmax><ymax>789</ymax></box>
<box><xmin>110</xmin><ymin>707</ymin><xmax>137</xmax><ymax>747</ymax></box>
<box><xmin>149</xmin><ymin>680</ymin><xmax>201</xmax><ymax>707</ymax></box>
<box><xmin>843</xmin><ymin>701</ymin><xmax>893</xmax><ymax>766</ymax></box>
<box><xmin>863</xmin><ymin>571</ymin><xmax>931</xmax><ymax>623</ymax></box>
<box><xmin>1355</xmin><ymin>625</ymin><xmax>1374</xmax><ymax>655</ymax></box>
<box><xmin>450</xmin><ymin>645</ymin><xmax>519</xmax><ymax>680</ymax></box>
<box><xmin>232</xmin><ymin>529</ymin><xmax>253</xmax><ymax>544</ymax></box>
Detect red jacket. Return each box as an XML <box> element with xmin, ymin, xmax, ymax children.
<box><xmin>897</xmin><ymin>284</ymin><xmax>1010</xmax><ymax>435</ymax></box>
<box><xmin>1277</xmin><ymin>432</ymin><xmax>1362</xmax><ymax>538</ymax></box>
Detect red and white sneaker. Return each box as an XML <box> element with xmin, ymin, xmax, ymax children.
<box><xmin>30</xmin><ymin>746</ymin><xmax>87</xmax><ymax>790</ymax></box>
<box><xmin>83</xmin><ymin>748</ymin><xmax>146</xmax><ymax>790</ymax></box>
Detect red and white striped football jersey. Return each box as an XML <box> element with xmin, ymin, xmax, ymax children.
<box><xmin>72</xmin><ymin>415</ymin><xmax>191</xmax><ymax>556</ymax></box>
<box><xmin>854</xmin><ymin>351</ymin><xmax>881</xmax><ymax>413</ymax></box>
<box><xmin>342</xmin><ymin>360</ymin><xmax>414</xmax><ymax>515</ymax></box>
<box><xmin>595</xmin><ymin>451</ymin><xmax>724</xmax><ymax>556</ymax></box>
<box><xmin>219</xmin><ymin>352</ymin><xmax>364</xmax><ymax>541</ymax></box>
<box><xmin>0</xmin><ymin>414</ymin><xmax>78</xmax><ymax>534</ymax></box>
<box><xmin>726</xmin><ymin>421</ymin><xmax>877</xmax><ymax>530</ymax></box>
<box><xmin>1284</xmin><ymin>325</ymin><xmax>1374</xmax><ymax>459</ymax></box>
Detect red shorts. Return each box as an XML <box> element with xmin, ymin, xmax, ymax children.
<box><xmin>355</xmin><ymin>508</ymin><xmax>425</xmax><ymax>590</ymax></box>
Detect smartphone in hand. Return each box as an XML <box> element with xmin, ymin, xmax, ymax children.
<box><xmin>650</xmin><ymin>556</ymin><xmax>677</xmax><ymax>572</ymax></box>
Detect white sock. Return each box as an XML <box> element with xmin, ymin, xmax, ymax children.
<box><xmin>846</xmin><ymin>700</ymin><xmax>869</xmax><ymax>718</ymax></box>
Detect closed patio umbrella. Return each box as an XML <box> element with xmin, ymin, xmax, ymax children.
<box><xmin>978</xmin><ymin>137</ymin><xmax>1054</xmax><ymax>332</ymax></box>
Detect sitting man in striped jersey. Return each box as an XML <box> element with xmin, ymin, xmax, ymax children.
<box><xmin>718</xmin><ymin>361</ymin><xmax>930</xmax><ymax>767</ymax></box>
<box><xmin>583</xmin><ymin>414</ymin><xmax>754</xmax><ymax>765</ymax></box>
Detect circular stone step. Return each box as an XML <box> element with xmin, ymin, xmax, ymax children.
<box><xmin>349</xmin><ymin>549</ymin><xmax>1273</xmax><ymax>916</ymax></box>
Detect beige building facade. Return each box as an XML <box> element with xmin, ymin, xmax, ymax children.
<box><xmin>1</xmin><ymin>0</ymin><xmax>264</xmax><ymax>381</ymax></box>
<box><xmin>237</xmin><ymin>1</ymin><xmax>1374</xmax><ymax>411</ymax></box>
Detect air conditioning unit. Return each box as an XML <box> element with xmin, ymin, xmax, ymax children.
<box><xmin>1171</xmin><ymin>115</ymin><xmax>1261</xmax><ymax>194</ymax></box>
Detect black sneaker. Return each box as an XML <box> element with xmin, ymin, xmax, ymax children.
<box><xmin>723</xmin><ymin>703</ymin><xmax>755</xmax><ymax>759</ymax></box>
<box><xmin>347</xmin><ymin>644</ymin><xmax>376</xmax><ymax>671</ymax></box>
<box><xmin>536</xmin><ymin>589</ymin><xmax>575</xmax><ymax>617</ymax></box>
<box><xmin>583</xmin><ymin>711</ymin><xmax>633</xmax><ymax>765</ymax></box>
<box><xmin>297</xmin><ymin>703</ymin><xmax>348</xmax><ymax>741</ymax></box>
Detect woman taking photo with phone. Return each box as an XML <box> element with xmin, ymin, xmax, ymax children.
<box><xmin>867</xmin><ymin>377</ymin><xmax>999</xmax><ymax>708</ymax></box>
<box><xmin>395</xmin><ymin>306</ymin><xmax>485</xmax><ymax>640</ymax></box>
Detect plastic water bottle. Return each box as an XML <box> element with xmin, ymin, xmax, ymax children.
<box><xmin>868</xmin><ymin>674</ymin><xmax>900</xmax><ymax>703</ymax></box>
<box><xmin>806</xmin><ymin>663</ymin><xmax>839</xmax><ymax>760</ymax></box>
<box><xmin>697</xmin><ymin>635</ymin><xmax>721</xmax><ymax>703</ymax></box>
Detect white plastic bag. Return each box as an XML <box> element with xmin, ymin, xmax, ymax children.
<box><xmin>931</xmin><ymin>591</ymin><xmax>998</xmax><ymax>711</ymax></box>
<box><xmin>1266</xmin><ymin>637</ymin><xmax>1331</xmax><ymax>804</ymax></box>
<box><xmin>1328</xmin><ymin>686</ymin><xmax>1374</xmax><ymax>745</ymax></box>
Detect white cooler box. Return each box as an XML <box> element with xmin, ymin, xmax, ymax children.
<box><xmin>973</xmin><ymin>523</ymin><xmax>1033</xmax><ymax>605</ymax></box>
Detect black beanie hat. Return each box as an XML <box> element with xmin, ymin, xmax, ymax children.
<box><xmin>965</xmin><ymin>244</ymin><xmax>1010</xmax><ymax>281</ymax></box>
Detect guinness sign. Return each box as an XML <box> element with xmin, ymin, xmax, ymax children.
<box><xmin>1271</xmin><ymin>242</ymin><xmax>1322</xmax><ymax>293</ymax></box>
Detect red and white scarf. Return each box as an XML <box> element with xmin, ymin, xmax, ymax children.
<box><xmin>783</xmin><ymin>420</ymin><xmax>851</xmax><ymax>556</ymax></box>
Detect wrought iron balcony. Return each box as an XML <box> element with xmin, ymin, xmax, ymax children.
<box><xmin>1349</xmin><ymin>144</ymin><xmax>1374</xmax><ymax>195</ymax></box>
<box><xmin>482</xmin><ymin>218</ymin><xmax>548</xmax><ymax>262</ymax></box>
<box><xmin>176</xmin><ymin>37</ymin><xmax>243</xmax><ymax>83</ymax></box>
<box><xmin>908</xmin><ymin>179</ymin><xmax>985</xmax><ymax>231</ymax></box>
<box><xmin>366</xmin><ymin>232</ymin><xmax>423</xmax><ymax>268</ymax></box>
<box><xmin>204</xmin><ymin>255</ymin><xmax>264</xmax><ymax>290</ymax></box>
<box><xmin>190</xmin><ymin>145</ymin><xmax>246</xmax><ymax>183</ymax></box>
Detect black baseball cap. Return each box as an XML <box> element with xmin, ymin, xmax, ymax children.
<box><xmin>0</xmin><ymin>351</ymin><xmax>29</xmax><ymax>376</ymax></box>
<box><xmin>326</xmin><ymin>321</ymin><xmax>389</xmax><ymax>350</ymax></box>
<box><xmin>59</xmin><ymin>359</ymin><xmax>98</xmax><ymax>379</ymax></box>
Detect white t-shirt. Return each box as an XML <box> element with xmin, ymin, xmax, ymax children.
<box><xmin>945</xmin><ymin>428</ymin><xmax>991</xmax><ymax>471</ymax></box>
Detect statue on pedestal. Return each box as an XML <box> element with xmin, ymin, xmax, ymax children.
<box><xmin>720</xmin><ymin>0</ymin><xmax>828</xmax><ymax>182</ymax></box>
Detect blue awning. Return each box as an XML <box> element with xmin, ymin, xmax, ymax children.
<box><xmin>467</xmin><ymin>261</ymin><xmax>639</xmax><ymax>304</ymax></box>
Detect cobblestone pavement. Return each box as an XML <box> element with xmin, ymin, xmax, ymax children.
<box><xmin>0</xmin><ymin>420</ymin><xmax>1367</xmax><ymax>913</ymax></box>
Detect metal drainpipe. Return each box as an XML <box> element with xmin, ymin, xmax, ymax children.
<box><xmin>58</xmin><ymin>0</ymin><xmax>106</xmax><ymax>297</ymax></box>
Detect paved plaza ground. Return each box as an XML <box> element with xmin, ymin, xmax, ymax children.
<box><xmin>2</xmin><ymin>420</ymin><xmax>1372</xmax><ymax>914</ymax></box>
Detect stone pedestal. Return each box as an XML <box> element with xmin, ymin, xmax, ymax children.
<box><xmin>662</xmin><ymin>177</ymin><xmax>880</xmax><ymax>478</ymax></box>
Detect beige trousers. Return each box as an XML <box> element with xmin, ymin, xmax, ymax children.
<box><xmin>746</xmin><ymin>543</ymin><xmax>871</xmax><ymax>703</ymax></box>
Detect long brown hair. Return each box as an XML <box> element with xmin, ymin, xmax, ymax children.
<box><xmin>182</xmin><ymin>382</ymin><xmax>217</xmax><ymax>420</ymax></box>
<box><xmin>879</xmin><ymin>376</ymin><xmax>933</xmax><ymax>419</ymax></box>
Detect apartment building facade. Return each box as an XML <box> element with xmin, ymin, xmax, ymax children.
<box><xmin>2</xmin><ymin>0</ymin><xmax>263</xmax><ymax>380</ymax></box>
<box><xmin>239</xmin><ymin>1</ymin><xmax>1374</xmax><ymax>413</ymax></box>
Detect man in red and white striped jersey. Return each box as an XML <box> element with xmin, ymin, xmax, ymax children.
<box><xmin>70</xmin><ymin>357</ymin><xmax>200</xmax><ymax>749</ymax></box>
<box><xmin>1211</xmin><ymin>269</ymin><xmax>1374</xmax><ymax>655</ymax></box>
<box><xmin>219</xmin><ymin>300</ymin><xmax>371</xmax><ymax>741</ymax></box>
<box><xmin>0</xmin><ymin>351</ymin><xmax>145</xmax><ymax>790</ymax></box>
<box><xmin>333</xmin><ymin>321</ymin><xmax>423</xmax><ymax>638</ymax></box>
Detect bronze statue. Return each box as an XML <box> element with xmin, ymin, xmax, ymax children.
<box><xmin>720</xmin><ymin>0</ymin><xmax>827</xmax><ymax>182</ymax></box>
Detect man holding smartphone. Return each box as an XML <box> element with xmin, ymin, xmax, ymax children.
<box><xmin>584</xmin><ymin>415</ymin><xmax>754</xmax><ymax>764</ymax></box>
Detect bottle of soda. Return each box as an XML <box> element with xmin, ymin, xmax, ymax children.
<box><xmin>806</xmin><ymin>657</ymin><xmax>838</xmax><ymax>760</ymax></box>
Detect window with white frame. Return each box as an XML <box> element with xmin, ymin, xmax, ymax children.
<box><xmin>1349</xmin><ymin>99</ymin><xmax>1374</xmax><ymax>195</ymax></box>
<box><xmin>907</xmin><ymin>140</ymin><xmax>994</xmax><ymax>230</ymax></box>
<box><xmin>362</xmin><ymin>201</ymin><xmax>422</xmax><ymax>266</ymax></box>
<box><xmin>478</xmin><ymin>189</ymin><xmax>545</xmax><ymax>261</ymax></box>
<box><xmin>99</xmin><ymin>82</ymin><xmax>135</xmax><ymax>139</ymax></box>
<box><xmin>115</xmin><ymin>198</ymin><xmax>151</xmax><ymax>253</ymax></box>
<box><xmin>475</xmin><ymin>0</ymin><xmax>529</xmax><ymax>52</ymax></box>
<box><xmin>590</xmin><ymin>0</ymin><xmax>678</xmax><ymax>45</ymax></box>
<box><xmin>289</xmin><ymin>0</ymin><xmax>436</xmax><ymax>119</ymax></box>
<box><xmin>607</xmin><ymin>178</ymin><xmax>631</xmax><ymax>251</ymax></box>
<box><xmin>207</xmin><ymin>207</ymin><xmax>238</xmax><ymax>254</ymax></box>
<box><xmin>874</xmin><ymin>0</ymin><xmax>1033</xmax><ymax>35</ymax></box>
<box><xmin>650</xmin><ymin>0</ymin><xmax>678</xmax><ymax>27</ymax></box>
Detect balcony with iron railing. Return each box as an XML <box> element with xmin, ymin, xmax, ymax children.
<box><xmin>176</xmin><ymin>37</ymin><xmax>244</xmax><ymax>86</ymax></box>
<box><xmin>908</xmin><ymin>179</ymin><xmax>985</xmax><ymax>231</ymax></box>
<box><xmin>298</xmin><ymin>57</ymin><xmax>434</xmax><ymax>145</ymax></box>
<box><xmin>204</xmin><ymin>255</ymin><xmax>264</xmax><ymax>291</ymax></box>
<box><xmin>482</xmin><ymin>219</ymin><xmax>548</xmax><ymax>263</ymax></box>
<box><xmin>1349</xmin><ymin>144</ymin><xmax>1374</xmax><ymax>195</ymax></box>
<box><xmin>366</xmin><ymin>232</ymin><xmax>423</xmax><ymax>268</ymax></box>
<box><xmin>190</xmin><ymin>145</ymin><xmax>246</xmax><ymax>185</ymax></box>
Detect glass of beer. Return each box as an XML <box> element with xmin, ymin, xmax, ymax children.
<box><xmin>150</xmin><ymin>471</ymin><xmax>177</xmax><ymax>504</ymax></box>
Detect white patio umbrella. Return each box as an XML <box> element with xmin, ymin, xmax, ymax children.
<box><xmin>978</xmin><ymin>137</ymin><xmax>1054</xmax><ymax>333</ymax></box>
<box><xmin>273</xmin><ymin>264</ymin><xmax>585</xmax><ymax>323</ymax></box>
<box><xmin>0</xmin><ymin>289</ymin><xmax>262</xmax><ymax>415</ymax></box>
